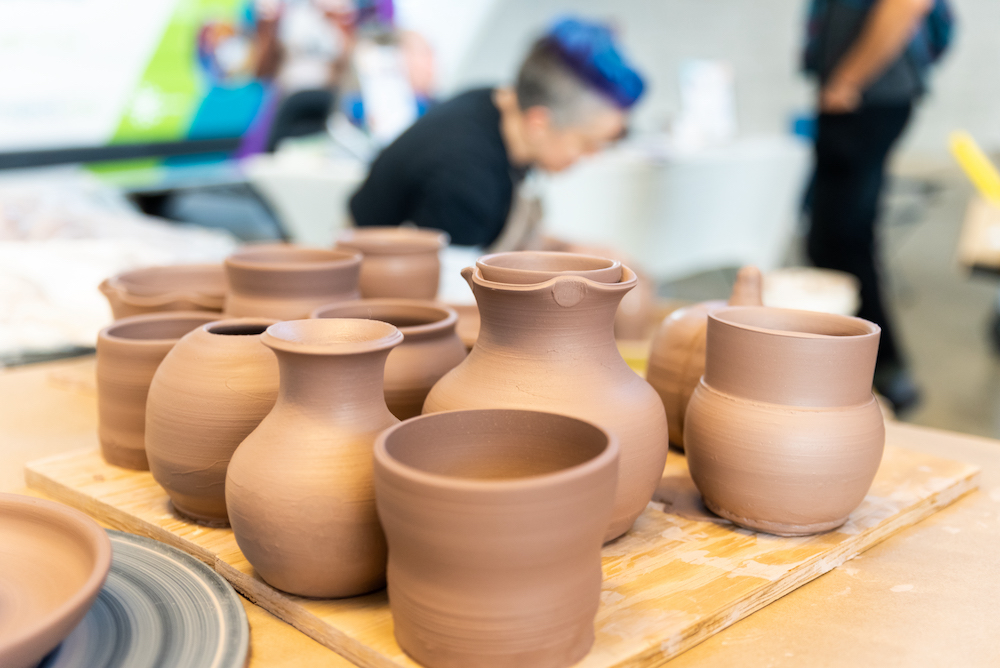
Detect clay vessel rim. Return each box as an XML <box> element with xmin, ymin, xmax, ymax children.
<box><xmin>468</xmin><ymin>264</ymin><xmax>638</xmax><ymax>291</ymax></box>
<box><xmin>337</xmin><ymin>226</ymin><xmax>449</xmax><ymax>254</ymax></box>
<box><xmin>695</xmin><ymin>377</ymin><xmax>879</xmax><ymax>410</ymax></box>
<box><xmin>262</xmin><ymin>318</ymin><xmax>404</xmax><ymax>356</ymax></box>
<box><xmin>104</xmin><ymin>263</ymin><xmax>226</xmax><ymax>300</ymax></box>
<box><xmin>99</xmin><ymin>311</ymin><xmax>222</xmax><ymax>345</ymax></box>
<box><xmin>373</xmin><ymin>409</ymin><xmax>618</xmax><ymax>492</ymax></box>
<box><xmin>476</xmin><ymin>251</ymin><xmax>622</xmax><ymax>284</ymax></box>
<box><xmin>309</xmin><ymin>298</ymin><xmax>457</xmax><ymax>336</ymax></box>
<box><xmin>225</xmin><ymin>247</ymin><xmax>362</xmax><ymax>271</ymax></box>
<box><xmin>710</xmin><ymin>306</ymin><xmax>881</xmax><ymax>340</ymax></box>
<box><xmin>0</xmin><ymin>493</ymin><xmax>112</xmax><ymax>653</ymax></box>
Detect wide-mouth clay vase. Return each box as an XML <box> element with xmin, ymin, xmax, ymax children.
<box><xmin>145</xmin><ymin>318</ymin><xmax>280</xmax><ymax>525</ymax></box>
<box><xmin>99</xmin><ymin>264</ymin><xmax>227</xmax><ymax>320</ymax></box>
<box><xmin>336</xmin><ymin>226</ymin><xmax>448</xmax><ymax>299</ymax></box>
<box><xmin>423</xmin><ymin>252</ymin><xmax>668</xmax><ymax>542</ymax></box>
<box><xmin>96</xmin><ymin>311</ymin><xmax>220</xmax><ymax>470</ymax></box>
<box><xmin>223</xmin><ymin>245</ymin><xmax>362</xmax><ymax>319</ymax></box>
<box><xmin>476</xmin><ymin>250</ymin><xmax>622</xmax><ymax>285</ymax></box>
<box><xmin>646</xmin><ymin>266</ymin><xmax>763</xmax><ymax>449</ymax></box>
<box><xmin>684</xmin><ymin>306</ymin><xmax>885</xmax><ymax>536</ymax></box>
<box><xmin>0</xmin><ymin>493</ymin><xmax>112</xmax><ymax>668</ymax></box>
<box><xmin>311</xmin><ymin>299</ymin><xmax>466</xmax><ymax>420</ymax></box>
<box><xmin>227</xmin><ymin>318</ymin><xmax>402</xmax><ymax>598</ymax></box>
<box><xmin>373</xmin><ymin>409</ymin><xmax>618</xmax><ymax>668</ymax></box>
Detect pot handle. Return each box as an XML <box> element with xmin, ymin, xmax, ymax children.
<box><xmin>551</xmin><ymin>276</ymin><xmax>589</xmax><ymax>308</ymax></box>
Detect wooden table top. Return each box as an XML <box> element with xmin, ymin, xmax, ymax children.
<box><xmin>2</xmin><ymin>356</ymin><xmax>998</xmax><ymax>667</ymax></box>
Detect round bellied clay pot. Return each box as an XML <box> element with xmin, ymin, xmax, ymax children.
<box><xmin>99</xmin><ymin>264</ymin><xmax>226</xmax><ymax>320</ymax></box>
<box><xmin>223</xmin><ymin>245</ymin><xmax>362</xmax><ymax>319</ymax></box>
<box><xmin>227</xmin><ymin>319</ymin><xmax>402</xmax><ymax>598</ymax></box>
<box><xmin>0</xmin><ymin>493</ymin><xmax>112</xmax><ymax>668</ymax></box>
<box><xmin>684</xmin><ymin>306</ymin><xmax>885</xmax><ymax>536</ymax></box>
<box><xmin>423</xmin><ymin>252</ymin><xmax>668</xmax><ymax>542</ymax></box>
<box><xmin>374</xmin><ymin>409</ymin><xmax>618</xmax><ymax>668</ymax></box>
<box><xmin>96</xmin><ymin>311</ymin><xmax>221</xmax><ymax>470</ymax></box>
<box><xmin>311</xmin><ymin>299</ymin><xmax>467</xmax><ymax>420</ymax></box>
<box><xmin>145</xmin><ymin>318</ymin><xmax>279</xmax><ymax>525</ymax></box>
<box><xmin>646</xmin><ymin>266</ymin><xmax>762</xmax><ymax>449</ymax></box>
<box><xmin>336</xmin><ymin>226</ymin><xmax>448</xmax><ymax>299</ymax></box>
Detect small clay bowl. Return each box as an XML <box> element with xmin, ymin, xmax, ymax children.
<box><xmin>100</xmin><ymin>264</ymin><xmax>226</xmax><ymax>320</ymax></box>
<box><xmin>223</xmin><ymin>245</ymin><xmax>362</xmax><ymax>320</ymax></box>
<box><xmin>374</xmin><ymin>409</ymin><xmax>619</xmax><ymax>668</ymax></box>
<box><xmin>97</xmin><ymin>311</ymin><xmax>222</xmax><ymax>470</ymax></box>
<box><xmin>336</xmin><ymin>227</ymin><xmax>449</xmax><ymax>300</ymax></box>
<box><xmin>311</xmin><ymin>299</ymin><xmax>466</xmax><ymax>419</ymax></box>
<box><xmin>476</xmin><ymin>251</ymin><xmax>622</xmax><ymax>285</ymax></box>
<box><xmin>0</xmin><ymin>494</ymin><xmax>112</xmax><ymax>668</ymax></box>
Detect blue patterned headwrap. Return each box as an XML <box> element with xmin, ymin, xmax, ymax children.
<box><xmin>546</xmin><ymin>16</ymin><xmax>646</xmax><ymax>109</ymax></box>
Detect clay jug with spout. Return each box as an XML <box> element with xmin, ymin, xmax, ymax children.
<box><xmin>423</xmin><ymin>251</ymin><xmax>668</xmax><ymax>542</ymax></box>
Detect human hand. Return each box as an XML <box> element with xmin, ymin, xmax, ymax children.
<box><xmin>820</xmin><ymin>79</ymin><xmax>862</xmax><ymax>114</ymax></box>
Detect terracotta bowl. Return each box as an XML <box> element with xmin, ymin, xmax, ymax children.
<box><xmin>223</xmin><ymin>246</ymin><xmax>362</xmax><ymax>320</ymax></box>
<box><xmin>99</xmin><ymin>264</ymin><xmax>226</xmax><ymax>320</ymax></box>
<box><xmin>311</xmin><ymin>299</ymin><xmax>467</xmax><ymax>419</ymax></box>
<box><xmin>476</xmin><ymin>251</ymin><xmax>622</xmax><ymax>285</ymax></box>
<box><xmin>0</xmin><ymin>494</ymin><xmax>112</xmax><ymax>668</ymax></box>
<box><xmin>336</xmin><ymin>227</ymin><xmax>449</xmax><ymax>300</ymax></box>
<box><xmin>374</xmin><ymin>409</ymin><xmax>619</xmax><ymax>668</ymax></box>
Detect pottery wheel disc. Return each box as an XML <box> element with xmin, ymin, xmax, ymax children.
<box><xmin>38</xmin><ymin>530</ymin><xmax>248</xmax><ymax>668</ymax></box>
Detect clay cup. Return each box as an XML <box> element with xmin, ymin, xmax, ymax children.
<box><xmin>374</xmin><ymin>409</ymin><xmax>618</xmax><ymax>668</ymax></box>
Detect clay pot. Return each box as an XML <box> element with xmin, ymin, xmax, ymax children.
<box><xmin>336</xmin><ymin>226</ymin><xmax>448</xmax><ymax>299</ymax></box>
<box><xmin>224</xmin><ymin>245</ymin><xmax>362</xmax><ymax>319</ymax></box>
<box><xmin>96</xmin><ymin>311</ymin><xmax>220</xmax><ymax>470</ymax></box>
<box><xmin>0</xmin><ymin>493</ymin><xmax>112</xmax><ymax>668</ymax></box>
<box><xmin>424</xmin><ymin>252</ymin><xmax>668</xmax><ymax>542</ymax></box>
<box><xmin>684</xmin><ymin>306</ymin><xmax>885</xmax><ymax>535</ymax></box>
<box><xmin>373</xmin><ymin>409</ymin><xmax>618</xmax><ymax>668</ymax></box>
<box><xmin>646</xmin><ymin>266</ymin><xmax>763</xmax><ymax>448</ymax></box>
<box><xmin>227</xmin><ymin>319</ymin><xmax>402</xmax><ymax>597</ymax></box>
<box><xmin>145</xmin><ymin>318</ymin><xmax>279</xmax><ymax>525</ymax></box>
<box><xmin>476</xmin><ymin>250</ymin><xmax>622</xmax><ymax>284</ymax></box>
<box><xmin>311</xmin><ymin>299</ymin><xmax>466</xmax><ymax>420</ymax></box>
<box><xmin>99</xmin><ymin>264</ymin><xmax>226</xmax><ymax>320</ymax></box>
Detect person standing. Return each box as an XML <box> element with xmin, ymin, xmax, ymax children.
<box><xmin>804</xmin><ymin>0</ymin><xmax>952</xmax><ymax>413</ymax></box>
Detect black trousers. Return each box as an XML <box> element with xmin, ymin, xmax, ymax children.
<box><xmin>808</xmin><ymin>104</ymin><xmax>913</xmax><ymax>371</ymax></box>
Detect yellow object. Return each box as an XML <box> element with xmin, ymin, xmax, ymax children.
<box><xmin>949</xmin><ymin>131</ymin><xmax>1000</xmax><ymax>205</ymax></box>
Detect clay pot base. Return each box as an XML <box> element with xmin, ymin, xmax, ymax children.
<box><xmin>169</xmin><ymin>501</ymin><xmax>231</xmax><ymax>528</ymax></box>
<box><xmin>702</xmin><ymin>497</ymin><xmax>848</xmax><ymax>536</ymax></box>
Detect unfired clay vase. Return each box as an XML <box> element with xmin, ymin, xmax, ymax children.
<box><xmin>646</xmin><ymin>266</ymin><xmax>763</xmax><ymax>448</ymax></box>
<box><xmin>96</xmin><ymin>311</ymin><xmax>220</xmax><ymax>470</ymax></box>
<box><xmin>684</xmin><ymin>306</ymin><xmax>885</xmax><ymax>535</ymax></box>
<box><xmin>0</xmin><ymin>494</ymin><xmax>112</xmax><ymax>668</ymax></box>
<box><xmin>223</xmin><ymin>245</ymin><xmax>361</xmax><ymax>319</ymax></box>
<box><xmin>336</xmin><ymin>226</ymin><xmax>448</xmax><ymax>299</ymax></box>
<box><xmin>423</xmin><ymin>252</ymin><xmax>668</xmax><ymax>542</ymax></box>
<box><xmin>311</xmin><ymin>299</ymin><xmax>467</xmax><ymax>419</ymax></box>
<box><xmin>226</xmin><ymin>319</ymin><xmax>402</xmax><ymax>597</ymax></box>
<box><xmin>373</xmin><ymin>409</ymin><xmax>618</xmax><ymax>668</ymax></box>
<box><xmin>99</xmin><ymin>264</ymin><xmax>226</xmax><ymax>320</ymax></box>
<box><xmin>145</xmin><ymin>318</ymin><xmax>279</xmax><ymax>525</ymax></box>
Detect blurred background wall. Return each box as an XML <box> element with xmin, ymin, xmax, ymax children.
<box><xmin>426</xmin><ymin>0</ymin><xmax>1000</xmax><ymax>159</ymax></box>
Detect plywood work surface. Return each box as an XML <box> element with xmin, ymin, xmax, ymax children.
<box><xmin>25</xmin><ymin>439</ymin><xmax>978</xmax><ymax>668</ymax></box>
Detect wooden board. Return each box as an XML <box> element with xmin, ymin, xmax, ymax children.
<box><xmin>25</xmin><ymin>441</ymin><xmax>978</xmax><ymax>667</ymax></box>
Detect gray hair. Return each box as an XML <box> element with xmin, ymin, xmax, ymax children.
<box><xmin>515</xmin><ymin>38</ymin><xmax>616</xmax><ymax>128</ymax></box>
